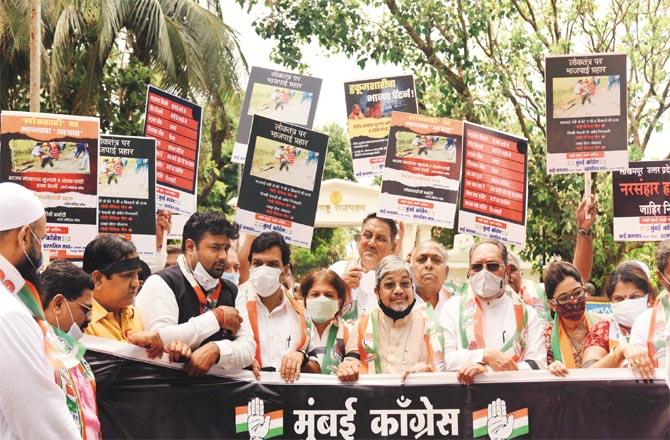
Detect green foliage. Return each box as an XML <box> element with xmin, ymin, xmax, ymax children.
<box><xmin>291</xmin><ymin>228</ymin><xmax>353</xmax><ymax>280</ymax></box>
<box><xmin>240</xmin><ymin>0</ymin><xmax>670</xmax><ymax>289</ymax></box>
<box><xmin>319</xmin><ymin>122</ymin><xmax>355</xmax><ymax>181</ymax></box>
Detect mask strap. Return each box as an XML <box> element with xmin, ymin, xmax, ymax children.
<box><xmin>64</xmin><ymin>299</ymin><xmax>76</xmax><ymax>326</ymax></box>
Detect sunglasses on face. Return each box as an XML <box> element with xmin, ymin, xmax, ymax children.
<box><xmin>553</xmin><ymin>286</ymin><xmax>585</xmax><ymax>305</ymax></box>
<box><xmin>469</xmin><ymin>262</ymin><xmax>502</xmax><ymax>273</ymax></box>
<box><xmin>71</xmin><ymin>299</ymin><xmax>93</xmax><ymax>317</ymax></box>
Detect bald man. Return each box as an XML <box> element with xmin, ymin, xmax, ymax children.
<box><xmin>410</xmin><ymin>240</ymin><xmax>453</xmax><ymax>317</ymax></box>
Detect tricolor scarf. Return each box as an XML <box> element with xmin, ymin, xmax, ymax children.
<box><xmin>357</xmin><ymin>304</ymin><xmax>443</xmax><ymax>374</ymax></box>
<box><xmin>520</xmin><ymin>279</ymin><xmax>551</xmax><ymax>322</ymax></box>
<box><xmin>17</xmin><ymin>281</ymin><xmax>85</xmax><ymax>370</ymax></box>
<box><xmin>177</xmin><ymin>255</ymin><xmax>222</xmax><ymax>313</ymax></box>
<box><xmin>459</xmin><ymin>288</ymin><xmax>528</xmax><ymax>361</ymax></box>
<box><xmin>242</xmin><ymin>283</ymin><xmax>310</xmax><ymax>368</ymax></box>
<box><xmin>607</xmin><ymin>318</ymin><xmax>631</xmax><ymax>352</ymax></box>
<box><xmin>550</xmin><ymin>312</ymin><xmax>595</xmax><ymax>368</ymax></box>
<box><xmin>319</xmin><ymin>320</ymin><xmax>349</xmax><ymax>375</ymax></box>
<box><xmin>52</xmin><ymin>327</ymin><xmax>97</xmax><ymax>440</ymax></box>
<box><xmin>647</xmin><ymin>293</ymin><xmax>670</xmax><ymax>367</ymax></box>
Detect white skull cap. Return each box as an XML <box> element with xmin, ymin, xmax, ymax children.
<box><xmin>0</xmin><ymin>182</ymin><xmax>45</xmax><ymax>231</ymax></box>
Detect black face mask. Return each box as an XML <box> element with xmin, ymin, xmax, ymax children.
<box><xmin>378</xmin><ymin>298</ymin><xmax>416</xmax><ymax>321</ymax></box>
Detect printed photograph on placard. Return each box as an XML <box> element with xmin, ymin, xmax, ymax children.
<box><xmin>249</xmin><ymin>136</ymin><xmax>318</xmax><ymax>192</ymax></box>
<box><xmin>395</xmin><ymin>132</ymin><xmax>458</xmax><ymax>162</ymax></box>
<box><xmin>98</xmin><ymin>156</ymin><xmax>150</xmax><ymax>199</ymax></box>
<box><xmin>247</xmin><ymin>83</ymin><xmax>313</xmax><ymax>125</ymax></box>
<box><xmin>552</xmin><ymin>75</ymin><xmax>621</xmax><ymax>118</ymax></box>
<box><xmin>9</xmin><ymin>139</ymin><xmax>91</xmax><ymax>174</ymax></box>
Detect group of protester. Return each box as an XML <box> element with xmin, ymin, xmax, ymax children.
<box><xmin>0</xmin><ymin>181</ymin><xmax>666</xmax><ymax>438</ymax></box>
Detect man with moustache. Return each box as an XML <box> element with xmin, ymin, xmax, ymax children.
<box><xmin>136</xmin><ymin>211</ymin><xmax>254</xmax><ymax>377</ymax></box>
<box><xmin>330</xmin><ymin>213</ymin><xmax>400</xmax><ymax>320</ymax></box>
<box><xmin>0</xmin><ymin>182</ymin><xmax>79</xmax><ymax>438</ymax></box>
<box><xmin>411</xmin><ymin>240</ymin><xmax>453</xmax><ymax>317</ymax></box>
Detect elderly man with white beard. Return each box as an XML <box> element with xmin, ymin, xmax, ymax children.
<box><xmin>336</xmin><ymin>255</ymin><xmax>444</xmax><ymax>382</ymax></box>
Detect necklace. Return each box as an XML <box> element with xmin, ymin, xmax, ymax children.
<box><xmin>565</xmin><ymin>321</ymin><xmax>587</xmax><ymax>367</ymax></box>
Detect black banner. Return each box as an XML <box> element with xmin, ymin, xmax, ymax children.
<box><xmin>85</xmin><ymin>337</ymin><xmax>670</xmax><ymax>440</ymax></box>
<box><xmin>235</xmin><ymin>115</ymin><xmax>328</xmax><ymax>248</ymax></box>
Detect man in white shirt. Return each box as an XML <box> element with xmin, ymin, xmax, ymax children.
<box><xmin>410</xmin><ymin>240</ymin><xmax>453</xmax><ymax>317</ymax></box>
<box><xmin>330</xmin><ymin>213</ymin><xmax>399</xmax><ymax>320</ymax></box>
<box><xmin>136</xmin><ymin>211</ymin><xmax>254</xmax><ymax>377</ymax></box>
<box><xmin>629</xmin><ymin>239</ymin><xmax>670</xmax><ymax>369</ymax></box>
<box><xmin>236</xmin><ymin>232</ymin><xmax>319</xmax><ymax>382</ymax></box>
<box><xmin>441</xmin><ymin>239</ymin><xmax>546</xmax><ymax>384</ymax></box>
<box><xmin>0</xmin><ymin>182</ymin><xmax>79</xmax><ymax>438</ymax></box>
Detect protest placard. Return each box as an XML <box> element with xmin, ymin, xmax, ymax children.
<box><xmin>232</xmin><ymin>67</ymin><xmax>322</xmax><ymax>164</ymax></box>
<box><xmin>98</xmin><ymin>135</ymin><xmax>156</xmax><ymax>258</ymax></box>
<box><xmin>144</xmin><ymin>85</ymin><xmax>201</xmax><ymax>215</ymax></box>
<box><xmin>545</xmin><ymin>53</ymin><xmax>627</xmax><ymax>173</ymax></box>
<box><xmin>235</xmin><ymin>115</ymin><xmax>328</xmax><ymax>248</ymax></box>
<box><xmin>378</xmin><ymin>112</ymin><xmax>463</xmax><ymax>227</ymax></box>
<box><xmin>344</xmin><ymin>75</ymin><xmax>417</xmax><ymax>178</ymax></box>
<box><xmin>458</xmin><ymin>122</ymin><xmax>529</xmax><ymax>247</ymax></box>
<box><xmin>0</xmin><ymin>111</ymin><xmax>99</xmax><ymax>259</ymax></box>
<box><xmin>613</xmin><ymin>160</ymin><xmax>670</xmax><ymax>241</ymax></box>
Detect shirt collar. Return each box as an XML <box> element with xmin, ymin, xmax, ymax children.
<box><xmin>91</xmin><ymin>299</ymin><xmax>135</xmax><ymax>323</ymax></box>
<box><xmin>0</xmin><ymin>253</ymin><xmax>25</xmax><ymax>294</ymax></box>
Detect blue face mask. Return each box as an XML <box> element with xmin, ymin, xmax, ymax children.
<box><xmin>221</xmin><ymin>271</ymin><xmax>240</xmax><ymax>285</ymax></box>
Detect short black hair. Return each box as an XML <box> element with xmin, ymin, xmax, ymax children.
<box><xmin>40</xmin><ymin>260</ymin><xmax>94</xmax><ymax>307</ymax></box>
<box><xmin>362</xmin><ymin>213</ymin><xmax>398</xmax><ymax>242</ymax></box>
<box><xmin>248</xmin><ymin>232</ymin><xmax>291</xmax><ymax>266</ymax></box>
<box><xmin>83</xmin><ymin>234</ymin><xmax>137</xmax><ymax>275</ymax></box>
<box><xmin>166</xmin><ymin>244</ymin><xmax>182</xmax><ymax>255</ymax></box>
<box><xmin>182</xmin><ymin>211</ymin><xmax>239</xmax><ymax>252</ymax></box>
<box><xmin>543</xmin><ymin>261</ymin><xmax>582</xmax><ymax>300</ymax></box>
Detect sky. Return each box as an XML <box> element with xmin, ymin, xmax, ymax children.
<box><xmin>225</xmin><ymin>2</ymin><xmax>670</xmax><ymax>160</ymax></box>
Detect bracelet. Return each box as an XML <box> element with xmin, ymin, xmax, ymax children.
<box><xmin>213</xmin><ymin>307</ymin><xmax>226</xmax><ymax>328</ymax></box>
<box><xmin>299</xmin><ymin>349</ymin><xmax>310</xmax><ymax>367</ymax></box>
<box><xmin>578</xmin><ymin>228</ymin><xmax>592</xmax><ymax>237</ymax></box>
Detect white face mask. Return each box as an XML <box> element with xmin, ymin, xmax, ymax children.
<box><xmin>250</xmin><ymin>265</ymin><xmax>282</xmax><ymax>298</ymax></box>
<box><xmin>470</xmin><ymin>269</ymin><xmax>505</xmax><ymax>298</ymax></box>
<box><xmin>64</xmin><ymin>301</ymin><xmax>84</xmax><ymax>340</ymax></box>
<box><xmin>192</xmin><ymin>261</ymin><xmax>219</xmax><ymax>291</ymax></box>
<box><xmin>306</xmin><ymin>296</ymin><xmax>339</xmax><ymax>323</ymax></box>
<box><xmin>611</xmin><ymin>295</ymin><xmax>648</xmax><ymax>328</ymax></box>
<box><xmin>221</xmin><ymin>271</ymin><xmax>240</xmax><ymax>285</ymax></box>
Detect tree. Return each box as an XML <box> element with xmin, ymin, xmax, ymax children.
<box><xmin>241</xmin><ymin>0</ymin><xmax>670</xmax><ymax>289</ymax></box>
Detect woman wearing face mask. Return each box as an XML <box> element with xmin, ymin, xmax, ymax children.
<box><xmin>336</xmin><ymin>255</ymin><xmax>443</xmax><ymax>382</ymax></box>
<box><xmin>543</xmin><ymin>261</ymin><xmax>604</xmax><ymax>374</ymax></box>
<box><xmin>300</xmin><ymin>270</ymin><xmax>350</xmax><ymax>375</ymax></box>
<box><xmin>571</xmin><ymin>262</ymin><xmax>655</xmax><ymax>377</ymax></box>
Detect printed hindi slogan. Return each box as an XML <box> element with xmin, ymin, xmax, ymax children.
<box><xmin>233</xmin><ymin>67</ymin><xmax>322</xmax><ymax>164</ymax></box>
<box><xmin>344</xmin><ymin>75</ymin><xmax>418</xmax><ymax>178</ymax></box>
<box><xmin>378</xmin><ymin>112</ymin><xmax>463</xmax><ymax>228</ymax></box>
<box><xmin>143</xmin><ymin>85</ymin><xmax>202</xmax><ymax>216</ymax></box>
<box><xmin>545</xmin><ymin>53</ymin><xmax>628</xmax><ymax>174</ymax></box>
<box><xmin>613</xmin><ymin>160</ymin><xmax>670</xmax><ymax>241</ymax></box>
<box><xmin>0</xmin><ymin>111</ymin><xmax>99</xmax><ymax>259</ymax></box>
<box><xmin>235</xmin><ymin>115</ymin><xmax>328</xmax><ymax>248</ymax></box>
<box><xmin>458</xmin><ymin>122</ymin><xmax>529</xmax><ymax>247</ymax></box>
<box><xmin>98</xmin><ymin>135</ymin><xmax>156</xmax><ymax>258</ymax></box>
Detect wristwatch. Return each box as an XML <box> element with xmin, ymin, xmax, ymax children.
<box><xmin>299</xmin><ymin>349</ymin><xmax>310</xmax><ymax>367</ymax></box>
<box><xmin>578</xmin><ymin>228</ymin><xmax>592</xmax><ymax>237</ymax></box>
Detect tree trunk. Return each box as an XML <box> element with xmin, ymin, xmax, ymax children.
<box><xmin>29</xmin><ymin>0</ymin><xmax>41</xmax><ymax>112</ymax></box>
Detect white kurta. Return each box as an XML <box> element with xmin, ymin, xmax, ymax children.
<box><xmin>440</xmin><ymin>292</ymin><xmax>547</xmax><ymax>371</ymax></box>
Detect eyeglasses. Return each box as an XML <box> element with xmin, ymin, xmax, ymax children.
<box><xmin>553</xmin><ymin>286</ymin><xmax>586</xmax><ymax>305</ymax></box>
<box><xmin>469</xmin><ymin>262</ymin><xmax>502</xmax><ymax>273</ymax></box>
<box><xmin>71</xmin><ymin>299</ymin><xmax>93</xmax><ymax>317</ymax></box>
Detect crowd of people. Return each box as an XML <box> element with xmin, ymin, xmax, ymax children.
<box><xmin>0</xmin><ymin>182</ymin><xmax>666</xmax><ymax>438</ymax></box>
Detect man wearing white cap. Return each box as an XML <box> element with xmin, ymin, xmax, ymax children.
<box><xmin>0</xmin><ymin>182</ymin><xmax>79</xmax><ymax>438</ymax></box>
